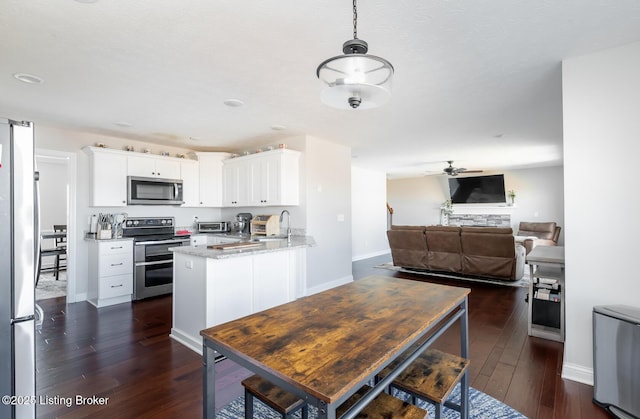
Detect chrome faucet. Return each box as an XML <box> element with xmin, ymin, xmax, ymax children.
<box><xmin>280</xmin><ymin>210</ymin><xmax>291</xmax><ymax>242</ymax></box>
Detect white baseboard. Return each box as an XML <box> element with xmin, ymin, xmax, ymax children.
<box><xmin>305</xmin><ymin>275</ymin><xmax>353</xmax><ymax>296</ymax></box>
<box><xmin>170</xmin><ymin>328</ymin><xmax>202</xmax><ymax>355</ymax></box>
<box><xmin>352</xmin><ymin>250</ymin><xmax>391</xmax><ymax>262</ymax></box>
<box><xmin>561</xmin><ymin>362</ymin><xmax>594</xmax><ymax>386</ymax></box>
<box><xmin>70</xmin><ymin>292</ymin><xmax>87</xmax><ymax>303</ymax></box>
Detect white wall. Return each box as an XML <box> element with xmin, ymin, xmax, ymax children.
<box><xmin>387</xmin><ymin>167</ymin><xmax>564</xmax><ymax>242</ymax></box>
<box><xmin>36</xmin><ymin>157</ymin><xmax>67</xmax><ymax>231</ymax></box>
<box><xmin>36</xmin><ymin>156</ymin><xmax>68</xmax><ymax>268</ymax></box>
<box><xmin>303</xmin><ymin>136</ymin><xmax>353</xmax><ymax>293</ymax></box>
<box><xmin>562</xmin><ymin>41</ymin><xmax>640</xmax><ymax>384</ymax></box>
<box><xmin>386</xmin><ymin>176</ymin><xmax>448</xmax><ymax>226</ymax></box>
<box><xmin>351</xmin><ymin>167</ymin><xmax>389</xmax><ymax>261</ymax></box>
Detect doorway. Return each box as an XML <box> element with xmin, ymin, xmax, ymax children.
<box><xmin>35</xmin><ymin>149</ymin><xmax>77</xmax><ymax>302</ymax></box>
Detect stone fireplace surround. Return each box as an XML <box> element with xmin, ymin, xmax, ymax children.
<box><xmin>443</xmin><ymin>205</ymin><xmax>513</xmax><ymax>228</ymax></box>
<box><xmin>448</xmin><ymin>213</ymin><xmax>510</xmax><ymax>227</ymax></box>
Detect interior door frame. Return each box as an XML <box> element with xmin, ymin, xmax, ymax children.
<box><xmin>35</xmin><ymin>148</ymin><xmax>77</xmax><ymax>303</ymax></box>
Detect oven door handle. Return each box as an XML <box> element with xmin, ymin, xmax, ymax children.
<box><xmin>136</xmin><ymin>260</ymin><xmax>173</xmax><ymax>267</ymax></box>
<box><xmin>135</xmin><ymin>239</ymin><xmax>188</xmax><ymax>246</ymax></box>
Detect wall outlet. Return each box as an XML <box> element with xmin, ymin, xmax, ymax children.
<box><xmin>337</xmin><ymin>214</ymin><xmax>345</xmax><ymax>222</ymax></box>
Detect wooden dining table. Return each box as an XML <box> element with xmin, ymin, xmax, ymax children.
<box><xmin>200</xmin><ymin>275</ymin><xmax>471</xmax><ymax>419</ymax></box>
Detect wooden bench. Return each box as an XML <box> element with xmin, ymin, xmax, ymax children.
<box><xmin>377</xmin><ymin>348</ymin><xmax>470</xmax><ymax>419</ymax></box>
<box><xmin>337</xmin><ymin>385</ymin><xmax>427</xmax><ymax>418</ymax></box>
<box><xmin>242</xmin><ymin>375</ymin><xmax>308</xmax><ymax>419</ymax></box>
<box><xmin>242</xmin><ymin>376</ymin><xmax>427</xmax><ymax>419</ymax></box>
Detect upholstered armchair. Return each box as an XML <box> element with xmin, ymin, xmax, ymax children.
<box><xmin>516</xmin><ymin>222</ymin><xmax>561</xmax><ymax>254</ymax></box>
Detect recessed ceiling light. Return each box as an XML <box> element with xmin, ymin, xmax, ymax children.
<box><xmin>223</xmin><ymin>99</ymin><xmax>244</xmax><ymax>108</ymax></box>
<box><xmin>114</xmin><ymin>121</ymin><xmax>133</xmax><ymax>127</ymax></box>
<box><xmin>270</xmin><ymin>125</ymin><xmax>286</xmax><ymax>131</ymax></box>
<box><xmin>13</xmin><ymin>73</ymin><xmax>44</xmax><ymax>84</ymax></box>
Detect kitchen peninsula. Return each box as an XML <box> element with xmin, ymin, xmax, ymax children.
<box><xmin>169</xmin><ymin>235</ymin><xmax>315</xmax><ymax>354</ymax></box>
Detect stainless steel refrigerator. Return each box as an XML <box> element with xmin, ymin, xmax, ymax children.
<box><xmin>1</xmin><ymin>118</ymin><xmax>36</xmax><ymax>419</ymax></box>
<box><xmin>593</xmin><ymin>305</ymin><xmax>640</xmax><ymax>419</ymax></box>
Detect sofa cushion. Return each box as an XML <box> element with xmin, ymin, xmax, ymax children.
<box><xmin>387</xmin><ymin>228</ymin><xmax>428</xmax><ymax>269</ymax></box>
<box><xmin>461</xmin><ymin>227</ymin><xmax>516</xmax><ymax>279</ymax></box>
<box><xmin>425</xmin><ymin>226</ymin><xmax>462</xmax><ymax>272</ymax></box>
<box><xmin>518</xmin><ymin>222</ymin><xmax>557</xmax><ymax>240</ymax></box>
<box><xmin>391</xmin><ymin>225</ymin><xmax>427</xmax><ymax>230</ymax></box>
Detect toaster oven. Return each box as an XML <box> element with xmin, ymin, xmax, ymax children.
<box><xmin>196</xmin><ymin>221</ymin><xmax>229</xmax><ymax>233</ymax></box>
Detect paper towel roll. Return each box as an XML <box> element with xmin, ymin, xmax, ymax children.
<box><xmin>90</xmin><ymin>214</ymin><xmax>98</xmax><ymax>233</ymax></box>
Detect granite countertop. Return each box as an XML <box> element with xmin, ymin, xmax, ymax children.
<box><xmin>170</xmin><ymin>235</ymin><xmax>315</xmax><ymax>259</ymax></box>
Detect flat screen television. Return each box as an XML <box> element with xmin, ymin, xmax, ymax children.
<box><xmin>448</xmin><ymin>174</ymin><xmax>506</xmax><ymax>204</ymax></box>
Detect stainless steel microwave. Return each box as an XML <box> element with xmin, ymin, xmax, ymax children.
<box><xmin>127</xmin><ymin>176</ymin><xmax>184</xmax><ymax>205</ymax></box>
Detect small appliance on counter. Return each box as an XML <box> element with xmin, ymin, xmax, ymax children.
<box><xmin>234</xmin><ymin>212</ymin><xmax>253</xmax><ymax>235</ymax></box>
<box><xmin>196</xmin><ymin>221</ymin><xmax>230</xmax><ymax>234</ymax></box>
<box><xmin>251</xmin><ymin>215</ymin><xmax>280</xmax><ymax>236</ymax></box>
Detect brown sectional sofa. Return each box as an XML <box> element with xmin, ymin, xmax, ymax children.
<box><xmin>387</xmin><ymin>225</ymin><xmax>525</xmax><ymax>281</ymax></box>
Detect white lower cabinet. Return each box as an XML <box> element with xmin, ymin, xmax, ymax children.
<box><xmin>253</xmin><ymin>252</ymin><xmax>291</xmax><ymax>311</ymax></box>
<box><xmin>171</xmin><ymin>249</ymin><xmax>303</xmax><ymax>354</ymax></box>
<box><xmin>88</xmin><ymin>239</ymin><xmax>133</xmax><ymax>308</ymax></box>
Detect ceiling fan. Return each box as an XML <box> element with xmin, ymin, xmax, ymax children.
<box><xmin>443</xmin><ymin>161</ymin><xmax>483</xmax><ymax>176</ymax></box>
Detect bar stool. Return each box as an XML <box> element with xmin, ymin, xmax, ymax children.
<box><xmin>242</xmin><ymin>375</ymin><xmax>308</xmax><ymax>419</ymax></box>
<box><xmin>242</xmin><ymin>376</ymin><xmax>427</xmax><ymax>419</ymax></box>
<box><xmin>337</xmin><ymin>385</ymin><xmax>428</xmax><ymax>418</ymax></box>
<box><xmin>377</xmin><ymin>348</ymin><xmax>470</xmax><ymax>419</ymax></box>
<box><xmin>52</xmin><ymin>224</ymin><xmax>67</xmax><ymax>280</ymax></box>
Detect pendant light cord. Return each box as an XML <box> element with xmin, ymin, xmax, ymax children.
<box><xmin>353</xmin><ymin>0</ymin><xmax>358</xmax><ymax>39</ymax></box>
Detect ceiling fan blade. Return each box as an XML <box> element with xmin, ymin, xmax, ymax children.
<box><xmin>460</xmin><ymin>169</ymin><xmax>483</xmax><ymax>174</ymax></box>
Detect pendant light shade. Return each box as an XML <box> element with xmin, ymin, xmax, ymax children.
<box><xmin>316</xmin><ymin>1</ymin><xmax>394</xmax><ymax>110</ymax></box>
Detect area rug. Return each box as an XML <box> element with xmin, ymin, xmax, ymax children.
<box><xmin>375</xmin><ymin>262</ymin><xmax>530</xmax><ymax>288</ymax></box>
<box><xmin>216</xmin><ymin>384</ymin><xmax>527</xmax><ymax>418</ymax></box>
<box><xmin>36</xmin><ymin>272</ymin><xmax>67</xmax><ymax>300</ymax></box>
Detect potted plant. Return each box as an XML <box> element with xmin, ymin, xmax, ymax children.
<box><xmin>507</xmin><ymin>190</ymin><xmax>516</xmax><ymax>205</ymax></box>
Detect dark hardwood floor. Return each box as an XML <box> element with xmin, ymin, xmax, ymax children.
<box><xmin>35</xmin><ymin>256</ymin><xmax>609</xmax><ymax>418</ymax></box>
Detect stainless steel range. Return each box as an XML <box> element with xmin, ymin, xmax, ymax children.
<box><xmin>122</xmin><ymin>217</ymin><xmax>190</xmax><ymax>300</ymax></box>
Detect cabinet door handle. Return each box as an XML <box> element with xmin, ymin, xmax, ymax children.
<box><xmin>110</xmin><ymin>284</ymin><xmax>123</xmax><ymax>288</ymax></box>
<box><xmin>110</xmin><ymin>262</ymin><xmax>124</xmax><ymax>266</ymax></box>
<box><xmin>110</xmin><ymin>246</ymin><xmax>123</xmax><ymax>250</ymax></box>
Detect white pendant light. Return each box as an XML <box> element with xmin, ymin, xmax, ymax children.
<box><xmin>316</xmin><ymin>0</ymin><xmax>394</xmax><ymax>110</ymax></box>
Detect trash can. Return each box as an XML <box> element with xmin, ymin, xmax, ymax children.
<box><xmin>593</xmin><ymin>305</ymin><xmax>640</xmax><ymax>419</ymax></box>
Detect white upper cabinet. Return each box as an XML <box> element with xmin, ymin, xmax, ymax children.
<box><xmin>127</xmin><ymin>155</ymin><xmax>181</xmax><ymax>179</ymax></box>
<box><xmin>196</xmin><ymin>152</ymin><xmax>229</xmax><ymax>207</ymax></box>
<box><xmin>85</xmin><ymin>147</ymin><xmax>128</xmax><ymax>207</ymax></box>
<box><xmin>223</xmin><ymin>149</ymin><xmax>300</xmax><ymax>207</ymax></box>
<box><xmin>222</xmin><ymin>159</ymin><xmax>247</xmax><ymax>207</ymax></box>
<box><xmin>180</xmin><ymin>160</ymin><xmax>200</xmax><ymax>207</ymax></box>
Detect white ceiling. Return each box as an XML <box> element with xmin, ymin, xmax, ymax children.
<box><xmin>2</xmin><ymin>0</ymin><xmax>640</xmax><ymax>178</ymax></box>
